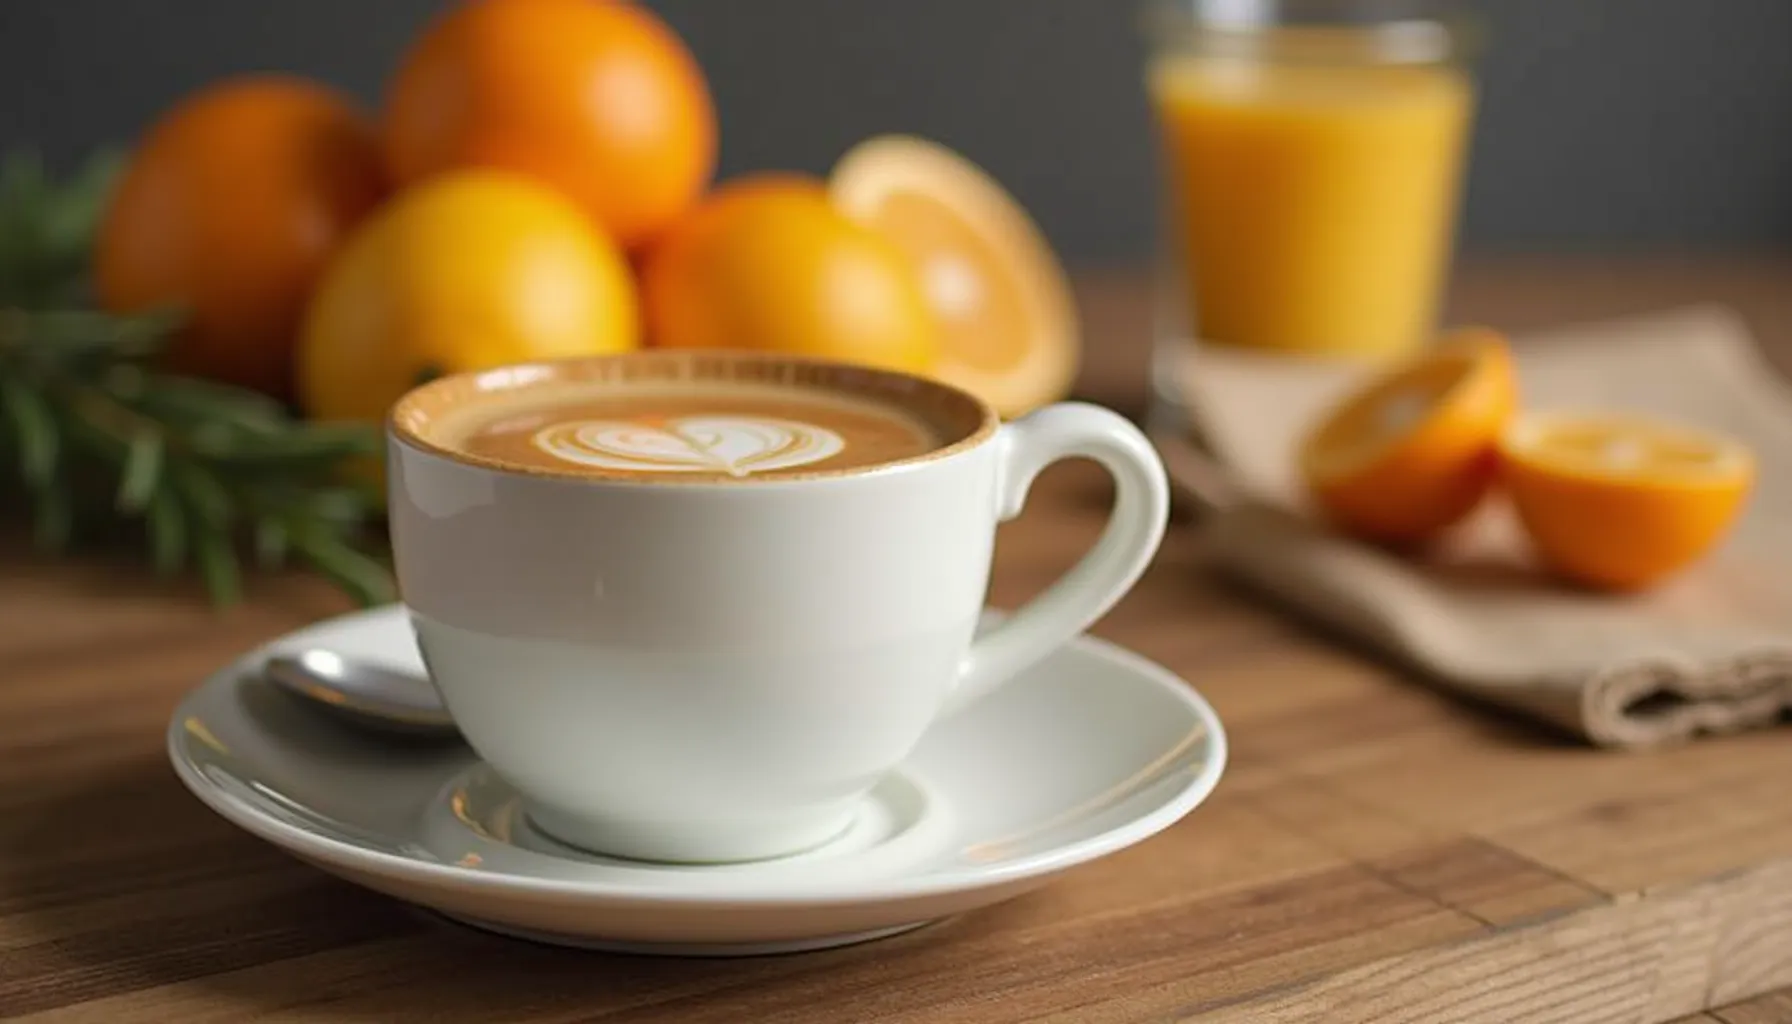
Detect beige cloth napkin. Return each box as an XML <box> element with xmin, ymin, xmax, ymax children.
<box><xmin>1173</xmin><ymin>305</ymin><xmax>1792</xmax><ymax>747</ymax></box>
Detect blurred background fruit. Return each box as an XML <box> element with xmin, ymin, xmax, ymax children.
<box><xmin>1299</xmin><ymin>330</ymin><xmax>1516</xmax><ymax>546</ymax></box>
<box><xmin>298</xmin><ymin>170</ymin><xmax>638</xmax><ymax>427</ymax></box>
<box><xmin>95</xmin><ymin>75</ymin><xmax>387</xmax><ymax>400</ymax></box>
<box><xmin>830</xmin><ymin>135</ymin><xmax>1078</xmax><ymax>418</ymax></box>
<box><xmin>1499</xmin><ymin>411</ymin><xmax>1755</xmax><ymax>591</ymax></box>
<box><xmin>22</xmin><ymin>0</ymin><xmax>1092</xmax><ymax>605</ymax></box>
<box><xmin>642</xmin><ymin>173</ymin><xmax>938</xmax><ymax>374</ymax></box>
<box><xmin>385</xmin><ymin>0</ymin><xmax>716</xmax><ymax>251</ymax></box>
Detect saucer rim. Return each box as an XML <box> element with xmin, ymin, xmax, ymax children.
<box><xmin>168</xmin><ymin>603</ymin><xmax>1227</xmax><ymax>907</ymax></box>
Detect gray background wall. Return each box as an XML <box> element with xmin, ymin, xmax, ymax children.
<box><xmin>4</xmin><ymin>0</ymin><xmax>1790</xmax><ymax>264</ymax></box>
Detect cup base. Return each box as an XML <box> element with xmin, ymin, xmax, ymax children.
<box><xmin>525</xmin><ymin>804</ymin><xmax>861</xmax><ymax>865</ymax></box>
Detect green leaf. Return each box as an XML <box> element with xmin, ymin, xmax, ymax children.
<box><xmin>0</xmin><ymin>150</ymin><xmax>120</xmax><ymax>306</ymax></box>
<box><xmin>0</xmin><ymin>149</ymin><xmax>47</xmax><ymax>202</ymax></box>
<box><xmin>192</xmin><ymin>528</ymin><xmax>242</xmax><ymax>607</ymax></box>
<box><xmin>31</xmin><ymin>307</ymin><xmax>170</xmax><ymax>349</ymax></box>
<box><xmin>116</xmin><ymin>431</ymin><xmax>163</xmax><ymax>511</ymax></box>
<box><xmin>253</xmin><ymin>517</ymin><xmax>288</xmax><ymax>569</ymax></box>
<box><xmin>0</xmin><ymin>151</ymin><xmax>54</xmax><ymax>305</ymax></box>
<box><xmin>195</xmin><ymin>422</ymin><xmax>381</xmax><ymax>467</ymax></box>
<box><xmin>42</xmin><ymin>152</ymin><xmax>120</xmax><ymax>253</ymax></box>
<box><xmin>0</xmin><ymin>150</ymin><xmax>48</xmax><ymax>231</ymax></box>
<box><xmin>169</xmin><ymin>462</ymin><xmax>232</xmax><ymax>527</ymax></box>
<box><xmin>146</xmin><ymin>487</ymin><xmax>187</xmax><ymax>575</ymax></box>
<box><xmin>303</xmin><ymin>486</ymin><xmax>376</xmax><ymax>523</ymax></box>
<box><xmin>294</xmin><ymin>531</ymin><xmax>394</xmax><ymax>608</ymax></box>
<box><xmin>0</xmin><ymin>149</ymin><xmax>389</xmax><ymax>608</ymax></box>
<box><xmin>137</xmin><ymin>374</ymin><xmax>287</xmax><ymax>430</ymax></box>
<box><xmin>1</xmin><ymin>377</ymin><xmax>59</xmax><ymax>486</ymax></box>
<box><xmin>32</xmin><ymin>477</ymin><xmax>73</xmax><ymax>551</ymax></box>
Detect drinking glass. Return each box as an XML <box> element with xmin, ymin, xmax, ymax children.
<box><xmin>1143</xmin><ymin>0</ymin><xmax>1479</xmax><ymax>419</ymax></box>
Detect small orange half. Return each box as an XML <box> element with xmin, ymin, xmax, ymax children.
<box><xmin>829</xmin><ymin>135</ymin><xmax>1078</xmax><ymax>418</ymax></box>
<box><xmin>1499</xmin><ymin>411</ymin><xmax>1754</xmax><ymax>591</ymax></box>
<box><xmin>1299</xmin><ymin>328</ymin><xmax>1517</xmax><ymax>545</ymax></box>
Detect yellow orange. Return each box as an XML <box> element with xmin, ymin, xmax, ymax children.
<box><xmin>1499</xmin><ymin>411</ymin><xmax>1754</xmax><ymax>591</ymax></box>
<box><xmin>298</xmin><ymin>170</ymin><xmax>638</xmax><ymax>427</ymax></box>
<box><xmin>830</xmin><ymin>135</ymin><xmax>1078</xmax><ymax>417</ymax></box>
<box><xmin>384</xmin><ymin>0</ymin><xmax>716</xmax><ymax>249</ymax></box>
<box><xmin>641</xmin><ymin>174</ymin><xmax>938</xmax><ymax>374</ymax></box>
<box><xmin>1300</xmin><ymin>329</ymin><xmax>1516</xmax><ymax>544</ymax></box>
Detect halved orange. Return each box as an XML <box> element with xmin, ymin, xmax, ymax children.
<box><xmin>1299</xmin><ymin>328</ymin><xmax>1516</xmax><ymax>545</ymax></box>
<box><xmin>829</xmin><ymin>135</ymin><xmax>1078</xmax><ymax>418</ymax></box>
<box><xmin>1499</xmin><ymin>411</ymin><xmax>1754</xmax><ymax>591</ymax></box>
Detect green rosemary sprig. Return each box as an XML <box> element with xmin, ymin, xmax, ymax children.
<box><xmin>0</xmin><ymin>149</ymin><xmax>394</xmax><ymax>607</ymax></box>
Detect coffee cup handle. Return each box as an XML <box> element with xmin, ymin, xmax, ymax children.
<box><xmin>945</xmin><ymin>402</ymin><xmax>1170</xmax><ymax>716</ymax></box>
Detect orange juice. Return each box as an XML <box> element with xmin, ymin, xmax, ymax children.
<box><xmin>1150</xmin><ymin>58</ymin><xmax>1473</xmax><ymax>358</ymax></box>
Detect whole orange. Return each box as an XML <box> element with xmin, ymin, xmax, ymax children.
<box><xmin>95</xmin><ymin>75</ymin><xmax>387</xmax><ymax>399</ymax></box>
<box><xmin>641</xmin><ymin>174</ymin><xmax>939</xmax><ymax>373</ymax></box>
<box><xmin>384</xmin><ymin>0</ymin><xmax>716</xmax><ymax>250</ymax></box>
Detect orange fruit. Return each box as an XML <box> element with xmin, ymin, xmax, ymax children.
<box><xmin>1500</xmin><ymin>411</ymin><xmax>1754</xmax><ymax>591</ymax></box>
<box><xmin>96</xmin><ymin>75</ymin><xmax>387</xmax><ymax>399</ymax></box>
<box><xmin>298</xmin><ymin>170</ymin><xmax>638</xmax><ymax>427</ymax></box>
<box><xmin>384</xmin><ymin>0</ymin><xmax>716</xmax><ymax>250</ymax></box>
<box><xmin>829</xmin><ymin>135</ymin><xmax>1078</xmax><ymax>418</ymax></box>
<box><xmin>641</xmin><ymin>173</ymin><xmax>939</xmax><ymax>374</ymax></box>
<box><xmin>1299</xmin><ymin>329</ymin><xmax>1516</xmax><ymax>545</ymax></box>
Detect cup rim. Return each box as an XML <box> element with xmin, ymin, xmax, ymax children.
<box><xmin>387</xmin><ymin>349</ymin><xmax>1003</xmax><ymax>486</ymax></box>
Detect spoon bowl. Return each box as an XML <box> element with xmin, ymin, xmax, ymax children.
<box><xmin>263</xmin><ymin>649</ymin><xmax>461</xmax><ymax>738</ymax></box>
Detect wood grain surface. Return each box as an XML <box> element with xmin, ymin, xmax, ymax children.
<box><xmin>4</xmin><ymin>258</ymin><xmax>1792</xmax><ymax>1022</ymax></box>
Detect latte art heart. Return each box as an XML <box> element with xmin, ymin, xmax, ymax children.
<box><xmin>532</xmin><ymin>415</ymin><xmax>847</xmax><ymax>477</ymax></box>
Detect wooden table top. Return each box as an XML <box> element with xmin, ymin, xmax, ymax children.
<box><xmin>5</xmin><ymin>257</ymin><xmax>1792</xmax><ymax>1023</ymax></box>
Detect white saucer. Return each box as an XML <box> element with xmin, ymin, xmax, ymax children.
<box><xmin>168</xmin><ymin>605</ymin><xmax>1226</xmax><ymax>955</ymax></box>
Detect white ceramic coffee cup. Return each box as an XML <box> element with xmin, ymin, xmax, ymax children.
<box><xmin>388</xmin><ymin>351</ymin><xmax>1169</xmax><ymax>863</ymax></box>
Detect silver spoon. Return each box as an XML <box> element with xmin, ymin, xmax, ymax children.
<box><xmin>263</xmin><ymin>649</ymin><xmax>461</xmax><ymax>738</ymax></box>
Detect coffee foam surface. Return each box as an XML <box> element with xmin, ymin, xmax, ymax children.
<box><xmin>396</xmin><ymin>353</ymin><xmax>992</xmax><ymax>483</ymax></box>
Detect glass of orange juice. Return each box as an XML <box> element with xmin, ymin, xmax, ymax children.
<box><xmin>1144</xmin><ymin>0</ymin><xmax>1478</xmax><ymax>382</ymax></box>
